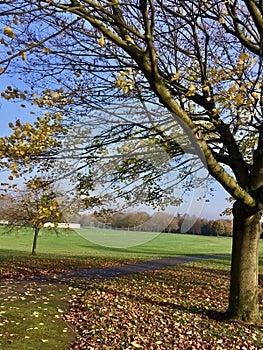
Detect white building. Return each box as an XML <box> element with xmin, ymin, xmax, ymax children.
<box><xmin>44</xmin><ymin>222</ymin><xmax>80</xmax><ymax>229</ymax></box>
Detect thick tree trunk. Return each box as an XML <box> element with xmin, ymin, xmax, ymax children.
<box><xmin>226</xmin><ymin>201</ymin><xmax>261</xmax><ymax>322</ymax></box>
<box><xmin>32</xmin><ymin>227</ymin><xmax>40</xmax><ymax>255</ymax></box>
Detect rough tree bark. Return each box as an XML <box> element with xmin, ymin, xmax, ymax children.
<box><xmin>226</xmin><ymin>201</ymin><xmax>262</xmax><ymax>322</ymax></box>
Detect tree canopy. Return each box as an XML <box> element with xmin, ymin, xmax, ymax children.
<box><xmin>0</xmin><ymin>0</ymin><xmax>262</xmax><ymax>322</ymax></box>
<box><xmin>0</xmin><ymin>1</ymin><xmax>262</xmax><ymax>209</ymax></box>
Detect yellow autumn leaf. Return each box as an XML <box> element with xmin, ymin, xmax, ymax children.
<box><xmin>131</xmin><ymin>341</ymin><xmax>143</xmax><ymax>348</ymax></box>
<box><xmin>252</xmin><ymin>91</ymin><xmax>259</xmax><ymax>99</ymax></box>
<box><xmin>42</xmin><ymin>47</ymin><xmax>51</xmax><ymax>53</ymax></box>
<box><xmin>20</xmin><ymin>51</ymin><xmax>26</xmax><ymax>61</ymax></box>
<box><xmin>228</xmin><ymin>83</ymin><xmax>236</xmax><ymax>93</ymax></box>
<box><xmin>98</xmin><ymin>34</ymin><xmax>105</xmax><ymax>47</ymax></box>
<box><xmin>240</xmin><ymin>52</ymin><xmax>250</xmax><ymax>60</ymax></box>
<box><xmin>185</xmin><ymin>84</ymin><xmax>196</xmax><ymax>97</ymax></box>
<box><xmin>14</xmin><ymin>129</ymin><xmax>20</xmax><ymax>137</ymax></box>
<box><xmin>239</xmin><ymin>85</ymin><xmax>246</xmax><ymax>92</ymax></box>
<box><xmin>1</xmin><ymin>195</ymin><xmax>8</xmax><ymax>199</ymax></box>
<box><xmin>171</xmin><ymin>71</ymin><xmax>181</xmax><ymax>81</ymax></box>
<box><xmin>236</xmin><ymin>93</ymin><xmax>243</xmax><ymax>106</ymax></box>
<box><xmin>3</xmin><ymin>26</ymin><xmax>16</xmax><ymax>39</ymax></box>
<box><xmin>202</xmin><ymin>85</ymin><xmax>210</xmax><ymax>92</ymax></box>
<box><xmin>41</xmin><ymin>339</ymin><xmax>48</xmax><ymax>343</ymax></box>
<box><xmin>212</xmin><ymin>107</ymin><xmax>220</xmax><ymax>115</ymax></box>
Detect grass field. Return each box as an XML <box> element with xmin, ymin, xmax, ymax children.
<box><xmin>0</xmin><ymin>227</ymin><xmax>262</xmax><ymax>350</ymax></box>
<box><xmin>0</xmin><ymin>226</ymin><xmax>252</xmax><ymax>257</ymax></box>
<box><xmin>0</xmin><ymin>226</ymin><xmax>263</xmax><ymax>278</ymax></box>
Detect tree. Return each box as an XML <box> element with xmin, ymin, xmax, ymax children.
<box><xmin>1</xmin><ymin>177</ymin><xmax>64</xmax><ymax>255</ymax></box>
<box><xmin>222</xmin><ymin>219</ymin><xmax>233</xmax><ymax>237</ymax></box>
<box><xmin>201</xmin><ymin>220</ymin><xmax>212</xmax><ymax>236</ymax></box>
<box><xmin>211</xmin><ymin>220</ymin><xmax>225</xmax><ymax>237</ymax></box>
<box><xmin>110</xmin><ymin>211</ymin><xmax>151</xmax><ymax>229</ymax></box>
<box><xmin>0</xmin><ymin>0</ymin><xmax>262</xmax><ymax>321</ymax></box>
<box><xmin>79</xmin><ymin>213</ymin><xmax>98</xmax><ymax>227</ymax></box>
<box><xmin>165</xmin><ymin>215</ymin><xmax>180</xmax><ymax>233</ymax></box>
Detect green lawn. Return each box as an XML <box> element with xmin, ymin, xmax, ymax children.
<box><xmin>0</xmin><ymin>283</ymin><xmax>76</xmax><ymax>350</ymax></box>
<box><xmin>1</xmin><ymin>226</ymin><xmax>263</xmax><ymax>278</ymax></box>
<box><xmin>0</xmin><ymin>226</ymin><xmax>249</xmax><ymax>256</ymax></box>
<box><xmin>0</xmin><ymin>226</ymin><xmax>262</xmax><ymax>350</ymax></box>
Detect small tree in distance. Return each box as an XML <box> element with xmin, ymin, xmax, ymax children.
<box><xmin>211</xmin><ymin>220</ymin><xmax>225</xmax><ymax>237</ymax></box>
<box><xmin>1</xmin><ymin>177</ymin><xmax>64</xmax><ymax>255</ymax></box>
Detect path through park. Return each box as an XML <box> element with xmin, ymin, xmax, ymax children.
<box><xmin>0</xmin><ymin>254</ymin><xmax>232</xmax><ymax>349</ymax></box>
<box><xmin>0</xmin><ymin>254</ymin><xmax>231</xmax><ymax>301</ymax></box>
<box><xmin>35</xmin><ymin>254</ymin><xmax>231</xmax><ymax>282</ymax></box>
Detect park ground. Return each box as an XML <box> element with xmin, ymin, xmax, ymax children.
<box><xmin>0</xmin><ymin>228</ymin><xmax>262</xmax><ymax>349</ymax></box>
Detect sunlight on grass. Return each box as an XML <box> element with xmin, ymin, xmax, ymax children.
<box><xmin>0</xmin><ymin>226</ymin><xmax>262</xmax><ymax>349</ymax></box>
<box><xmin>0</xmin><ymin>226</ymin><xmax>262</xmax><ymax>278</ymax></box>
<box><xmin>0</xmin><ymin>282</ymin><xmax>77</xmax><ymax>350</ymax></box>
<box><xmin>0</xmin><ymin>226</ymin><xmax>237</xmax><ymax>256</ymax></box>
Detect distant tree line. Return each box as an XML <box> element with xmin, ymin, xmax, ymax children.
<box><xmin>1</xmin><ymin>202</ymin><xmax>262</xmax><ymax>237</ymax></box>
<box><xmin>1</xmin><ymin>196</ymin><xmax>262</xmax><ymax>238</ymax></box>
<box><xmin>67</xmin><ymin>211</ymin><xmax>238</xmax><ymax>237</ymax></box>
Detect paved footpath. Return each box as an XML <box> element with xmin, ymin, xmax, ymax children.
<box><xmin>29</xmin><ymin>254</ymin><xmax>231</xmax><ymax>285</ymax></box>
<box><xmin>0</xmin><ymin>254</ymin><xmax>231</xmax><ymax>302</ymax></box>
<box><xmin>0</xmin><ymin>254</ymin><xmax>232</xmax><ymax>348</ymax></box>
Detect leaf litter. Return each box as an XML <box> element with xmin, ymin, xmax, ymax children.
<box><xmin>67</xmin><ymin>262</ymin><xmax>262</xmax><ymax>349</ymax></box>
<box><xmin>0</xmin><ymin>258</ymin><xmax>262</xmax><ymax>349</ymax></box>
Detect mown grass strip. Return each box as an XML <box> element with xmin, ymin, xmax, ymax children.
<box><xmin>0</xmin><ymin>227</ymin><xmax>236</xmax><ymax>257</ymax></box>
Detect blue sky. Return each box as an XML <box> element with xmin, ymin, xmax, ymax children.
<box><xmin>200</xmin><ymin>183</ymin><xmax>230</xmax><ymax>219</ymax></box>
<box><xmin>0</xmin><ymin>75</ymin><xmax>231</xmax><ymax>220</ymax></box>
<box><xmin>0</xmin><ymin>74</ymin><xmax>37</xmax><ymax>136</ymax></box>
<box><xmin>0</xmin><ymin>97</ymin><xmax>35</xmax><ymax>136</ymax></box>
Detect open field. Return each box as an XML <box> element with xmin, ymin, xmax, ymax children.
<box><xmin>3</xmin><ymin>226</ymin><xmax>263</xmax><ymax>256</ymax></box>
<box><xmin>0</xmin><ymin>226</ymin><xmax>241</xmax><ymax>278</ymax></box>
<box><xmin>0</xmin><ymin>226</ymin><xmax>263</xmax><ymax>278</ymax></box>
<box><xmin>0</xmin><ymin>226</ymin><xmax>238</xmax><ymax>256</ymax></box>
<box><xmin>0</xmin><ymin>227</ymin><xmax>262</xmax><ymax>349</ymax></box>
